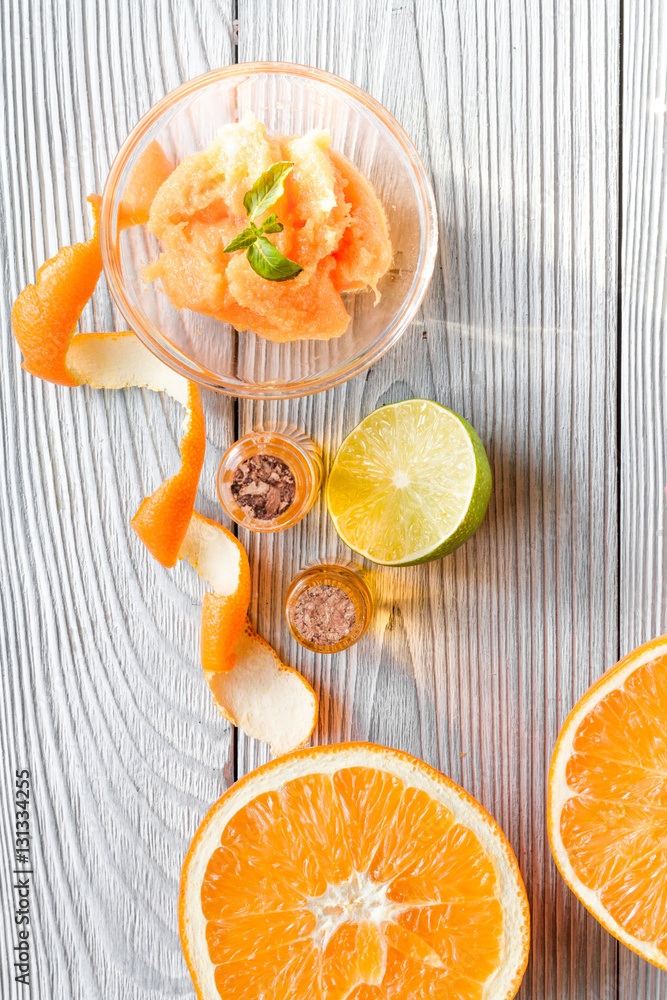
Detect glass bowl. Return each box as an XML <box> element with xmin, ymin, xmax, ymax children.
<box><xmin>101</xmin><ymin>63</ymin><xmax>438</xmax><ymax>399</ymax></box>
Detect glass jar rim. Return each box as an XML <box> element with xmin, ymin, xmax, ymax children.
<box><xmin>100</xmin><ymin>62</ymin><xmax>438</xmax><ymax>400</ymax></box>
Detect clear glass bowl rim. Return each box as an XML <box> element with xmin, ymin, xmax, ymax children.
<box><xmin>101</xmin><ymin>61</ymin><xmax>439</xmax><ymax>400</ymax></box>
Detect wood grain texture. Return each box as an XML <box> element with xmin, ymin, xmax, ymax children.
<box><xmin>0</xmin><ymin>2</ymin><xmax>238</xmax><ymax>999</ymax></box>
<box><xmin>618</xmin><ymin>0</ymin><xmax>667</xmax><ymax>996</ymax></box>
<box><xmin>8</xmin><ymin>0</ymin><xmax>667</xmax><ymax>998</ymax></box>
<box><xmin>237</xmin><ymin>2</ymin><xmax>620</xmax><ymax>998</ymax></box>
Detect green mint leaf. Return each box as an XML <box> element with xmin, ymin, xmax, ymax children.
<box><xmin>223</xmin><ymin>227</ymin><xmax>259</xmax><ymax>253</ymax></box>
<box><xmin>259</xmin><ymin>213</ymin><xmax>284</xmax><ymax>235</ymax></box>
<box><xmin>243</xmin><ymin>162</ymin><xmax>294</xmax><ymax>222</ymax></box>
<box><xmin>246</xmin><ymin>236</ymin><xmax>303</xmax><ymax>282</ymax></box>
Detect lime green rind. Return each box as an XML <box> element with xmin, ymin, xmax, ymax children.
<box><xmin>326</xmin><ymin>400</ymin><xmax>492</xmax><ymax>567</ymax></box>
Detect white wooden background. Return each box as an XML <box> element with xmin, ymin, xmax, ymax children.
<box><xmin>0</xmin><ymin>1</ymin><xmax>664</xmax><ymax>998</ymax></box>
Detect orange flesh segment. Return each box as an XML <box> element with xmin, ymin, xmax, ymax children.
<box><xmin>281</xmin><ymin>773</ymin><xmax>354</xmax><ymax>886</ymax></box>
<box><xmin>560</xmin><ymin>654</ymin><xmax>667</xmax><ymax>951</ymax></box>
<box><xmin>321</xmin><ymin>922</ymin><xmax>372</xmax><ymax>999</ymax></box>
<box><xmin>369</xmin><ymin>787</ymin><xmax>455</xmax><ymax>884</ymax></box>
<box><xmin>12</xmin><ymin>195</ymin><xmax>103</xmax><ymax>386</ymax></box>
<box><xmin>333</xmin><ymin>767</ymin><xmax>404</xmax><ymax>875</ymax></box>
<box><xmin>355</xmin><ymin>922</ymin><xmax>387</xmax><ymax>985</ymax></box>
<box><xmin>214</xmin><ymin>940</ymin><xmax>321</xmax><ymax>1000</ymax></box>
<box><xmin>200</xmin><ymin>766</ymin><xmax>504</xmax><ymax>998</ymax></box>
<box><xmin>118</xmin><ymin>140</ymin><xmax>173</xmax><ymax>228</ymax></box>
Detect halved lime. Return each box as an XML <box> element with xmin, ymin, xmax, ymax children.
<box><xmin>326</xmin><ymin>399</ymin><xmax>492</xmax><ymax>566</ymax></box>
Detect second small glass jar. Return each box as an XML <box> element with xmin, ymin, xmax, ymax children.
<box><xmin>284</xmin><ymin>565</ymin><xmax>373</xmax><ymax>654</ymax></box>
<box><xmin>217</xmin><ymin>429</ymin><xmax>323</xmax><ymax>533</ymax></box>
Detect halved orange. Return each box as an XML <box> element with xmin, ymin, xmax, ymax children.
<box><xmin>181</xmin><ymin>743</ymin><xmax>530</xmax><ymax>1000</ymax></box>
<box><xmin>548</xmin><ymin>634</ymin><xmax>667</xmax><ymax>969</ymax></box>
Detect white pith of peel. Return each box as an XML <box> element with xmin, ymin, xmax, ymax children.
<box><xmin>67</xmin><ymin>330</ymin><xmax>189</xmax><ymax>403</ymax></box>
<box><xmin>179</xmin><ymin>511</ymin><xmax>242</xmax><ymax>597</ymax></box>
<box><xmin>204</xmin><ymin>621</ymin><xmax>318</xmax><ymax>757</ymax></box>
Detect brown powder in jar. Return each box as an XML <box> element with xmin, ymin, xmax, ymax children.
<box><xmin>231</xmin><ymin>454</ymin><xmax>296</xmax><ymax>521</ymax></box>
<box><xmin>293</xmin><ymin>584</ymin><xmax>356</xmax><ymax>646</ymax></box>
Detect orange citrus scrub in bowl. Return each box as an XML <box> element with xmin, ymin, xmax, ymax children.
<box><xmin>143</xmin><ymin>113</ymin><xmax>392</xmax><ymax>342</ymax></box>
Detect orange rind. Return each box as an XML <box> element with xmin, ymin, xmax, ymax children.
<box><xmin>12</xmin><ymin>195</ymin><xmax>103</xmax><ymax>386</ymax></box>
<box><xmin>131</xmin><ymin>380</ymin><xmax>205</xmax><ymax>567</ymax></box>
<box><xmin>67</xmin><ymin>329</ymin><xmax>205</xmax><ymax>568</ymax></box>
<box><xmin>12</xmin><ymin>202</ymin><xmax>205</xmax><ymax>568</ymax></box>
<box><xmin>178</xmin><ymin>513</ymin><xmax>317</xmax><ymax>752</ymax></box>
<box><xmin>180</xmin><ymin>743</ymin><xmax>529</xmax><ymax>1000</ymax></box>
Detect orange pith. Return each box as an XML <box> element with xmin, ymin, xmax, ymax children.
<box><xmin>12</xmin><ymin>195</ymin><xmax>103</xmax><ymax>386</ymax></box>
<box><xmin>181</xmin><ymin>745</ymin><xmax>530</xmax><ymax>1000</ymax></box>
<box><xmin>131</xmin><ymin>380</ymin><xmax>206</xmax><ymax>567</ymax></box>
<box><xmin>548</xmin><ymin>635</ymin><xmax>667</xmax><ymax>968</ymax></box>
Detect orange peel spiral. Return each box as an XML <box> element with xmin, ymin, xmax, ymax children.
<box><xmin>178</xmin><ymin>512</ymin><xmax>317</xmax><ymax>752</ymax></box>
<box><xmin>11</xmin><ymin>193</ymin><xmax>204</xmax><ymax>566</ymax></box>
<box><xmin>11</xmin><ymin>194</ymin><xmax>318</xmax><ymax>754</ymax></box>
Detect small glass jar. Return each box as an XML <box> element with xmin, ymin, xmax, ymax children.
<box><xmin>284</xmin><ymin>565</ymin><xmax>373</xmax><ymax>654</ymax></box>
<box><xmin>217</xmin><ymin>429</ymin><xmax>323</xmax><ymax>533</ymax></box>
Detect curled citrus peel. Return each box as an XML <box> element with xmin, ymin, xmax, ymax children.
<box><xmin>131</xmin><ymin>380</ymin><xmax>205</xmax><ymax>567</ymax></box>
<box><xmin>12</xmin><ymin>195</ymin><xmax>103</xmax><ymax>386</ymax></box>
<box><xmin>205</xmin><ymin>621</ymin><xmax>319</xmax><ymax>756</ymax></box>
<box><xmin>68</xmin><ymin>331</ymin><xmax>205</xmax><ymax>567</ymax></box>
<box><xmin>11</xmin><ymin>198</ymin><xmax>318</xmax><ymax>755</ymax></box>
<box><xmin>11</xmin><ymin>193</ymin><xmax>204</xmax><ymax>566</ymax></box>
<box><xmin>179</xmin><ymin>512</ymin><xmax>318</xmax><ymax>753</ymax></box>
<box><xmin>179</xmin><ymin>511</ymin><xmax>252</xmax><ymax>673</ymax></box>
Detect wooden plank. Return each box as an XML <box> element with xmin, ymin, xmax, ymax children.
<box><xmin>237</xmin><ymin>1</ymin><xmax>620</xmax><ymax>998</ymax></box>
<box><xmin>0</xmin><ymin>2</ymin><xmax>236</xmax><ymax>998</ymax></box>
<box><xmin>618</xmin><ymin>0</ymin><xmax>667</xmax><ymax>996</ymax></box>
